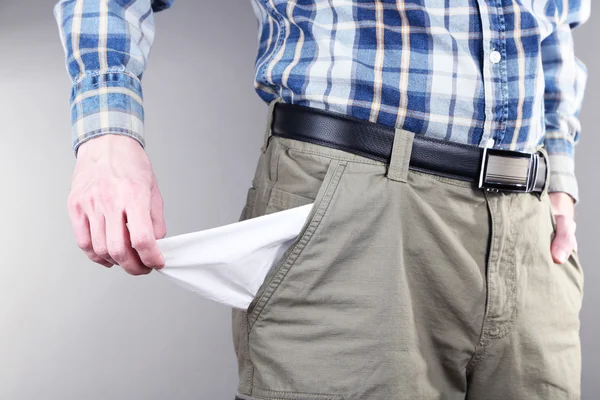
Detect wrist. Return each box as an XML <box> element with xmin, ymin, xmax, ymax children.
<box><xmin>548</xmin><ymin>192</ymin><xmax>575</xmax><ymax>219</ymax></box>
<box><xmin>77</xmin><ymin>134</ymin><xmax>144</xmax><ymax>159</ymax></box>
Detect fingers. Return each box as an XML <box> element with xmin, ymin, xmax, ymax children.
<box><xmin>68</xmin><ymin>193</ymin><xmax>155</xmax><ymax>275</ymax></box>
<box><xmin>551</xmin><ymin>214</ymin><xmax>578</xmax><ymax>264</ymax></box>
<box><xmin>105</xmin><ymin>210</ymin><xmax>153</xmax><ymax>276</ymax></box>
<box><xmin>150</xmin><ymin>188</ymin><xmax>167</xmax><ymax>240</ymax></box>
<box><xmin>68</xmin><ymin>202</ymin><xmax>113</xmax><ymax>268</ymax></box>
<box><xmin>126</xmin><ymin>199</ymin><xmax>166</xmax><ymax>270</ymax></box>
<box><xmin>68</xmin><ymin>135</ymin><xmax>167</xmax><ymax>276</ymax></box>
<box><xmin>89</xmin><ymin>214</ymin><xmax>118</xmax><ymax>266</ymax></box>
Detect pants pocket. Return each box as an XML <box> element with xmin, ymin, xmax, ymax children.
<box><xmin>237</xmin><ymin>388</ymin><xmax>344</xmax><ymax>400</ymax></box>
<box><xmin>246</xmin><ymin>158</ymin><xmax>347</xmax><ymax>329</ymax></box>
<box><xmin>545</xmin><ymin>196</ymin><xmax>584</xmax><ymax>296</ymax></box>
<box><xmin>265</xmin><ymin>187</ymin><xmax>314</xmax><ymax>215</ymax></box>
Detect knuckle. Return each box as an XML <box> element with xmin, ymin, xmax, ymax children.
<box><xmin>100</xmin><ymin>194</ymin><xmax>114</xmax><ymax>208</ymax></box>
<box><xmin>555</xmin><ymin>220</ymin><xmax>570</xmax><ymax>238</ymax></box>
<box><xmin>83</xmin><ymin>193</ymin><xmax>96</xmax><ymax>206</ymax></box>
<box><xmin>67</xmin><ymin>194</ymin><xmax>81</xmax><ymax>212</ymax></box>
<box><xmin>132</xmin><ymin>235</ymin><xmax>152</xmax><ymax>250</ymax></box>
<box><xmin>108</xmin><ymin>246</ymin><xmax>128</xmax><ymax>262</ymax></box>
<box><xmin>127</xmin><ymin>183</ymin><xmax>143</xmax><ymax>198</ymax></box>
<box><xmin>99</xmin><ymin>191</ymin><xmax>117</xmax><ymax>209</ymax></box>
<box><xmin>558</xmin><ymin>232</ymin><xmax>569</xmax><ymax>242</ymax></box>
<box><xmin>94</xmin><ymin>246</ymin><xmax>109</xmax><ymax>258</ymax></box>
<box><xmin>131</xmin><ymin>180</ymin><xmax>149</xmax><ymax>194</ymax></box>
<box><xmin>76</xmin><ymin>238</ymin><xmax>93</xmax><ymax>251</ymax></box>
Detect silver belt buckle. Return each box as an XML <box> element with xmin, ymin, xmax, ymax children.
<box><xmin>478</xmin><ymin>148</ymin><xmax>539</xmax><ymax>193</ymax></box>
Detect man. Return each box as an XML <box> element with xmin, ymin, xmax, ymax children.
<box><xmin>54</xmin><ymin>0</ymin><xmax>588</xmax><ymax>398</ymax></box>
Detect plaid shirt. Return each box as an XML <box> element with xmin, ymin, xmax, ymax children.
<box><xmin>54</xmin><ymin>0</ymin><xmax>590</xmax><ymax>201</ymax></box>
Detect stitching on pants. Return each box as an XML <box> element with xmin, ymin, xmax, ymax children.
<box><xmin>268</xmin><ymin>189</ymin><xmax>314</xmax><ymax>209</ymax></box>
<box><xmin>247</xmin><ymin>161</ymin><xmax>346</xmax><ymax>329</ymax></box>
<box><xmin>243</xmin><ymin>311</ymin><xmax>254</xmax><ymax>392</ymax></box>
<box><xmin>410</xmin><ymin>169</ymin><xmax>474</xmax><ymax>188</ymax></box>
<box><xmin>391</xmin><ymin>134</ymin><xmax>401</xmax><ymax>180</ymax></box>
<box><xmin>259</xmin><ymin>142</ymin><xmax>286</xmax><ymax>217</ymax></box>
<box><xmin>289</xmin><ymin>148</ymin><xmax>381</xmax><ymax>165</ymax></box>
<box><xmin>400</xmin><ymin>131</ymin><xmax>412</xmax><ymax>179</ymax></box>
<box><xmin>252</xmin><ymin>387</ymin><xmax>344</xmax><ymax>400</ymax></box>
<box><xmin>278</xmin><ymin>140</ymin><xmax>383</xmax><ymax>166</ymax></box>
<box><xmin>487</xmin><ymin>195</ymin><xmax>518</xmax><ymax>341</ymax></box>
<box><xmin>247</xmin><ymin>161</ymin><xmax>347</xmax><ymax>330</ymax></box>
<box><xmin>498</xmin><ymin>195</ymin><xmax>519</xmax><ymax>337</ymax></box>
<box><xmin>467</xmin><ymin>193</ymin><xmax>499</xmax><ymax>373</ymax></box>
<box><xmin>466</xmin><ymin>194</ymin><xmax>519</xmax><ymax>374</ymax></box>
<box><xmin>387</xmin><ymin>129</ymin><xmax>412</xmax><ymax>182</ymax></box>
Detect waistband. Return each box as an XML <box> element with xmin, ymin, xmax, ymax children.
<box><xmin>270</xmin><ymin>103</ymin><xmax>547</xmax><ymax>194</ymax></box>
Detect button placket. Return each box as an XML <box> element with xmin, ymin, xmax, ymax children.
<box><xmin>490</xmin><ymin>50</ymin><xmax>502</xmax><ymax>64</ymax></box>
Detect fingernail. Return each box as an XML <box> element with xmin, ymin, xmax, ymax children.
<box><xmin>556</xmin><ymin>250</ymin><xmax>567</xmax><ymax>263</ymax></box>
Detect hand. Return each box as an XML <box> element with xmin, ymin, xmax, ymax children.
<box><xmin>549</xmin><ymin>192</ymin><xmax>577</xmax><ymax>265</ymax></box>
<box><xmin>67</xmin><ymin>135</ymin><xmax>167</xmax><ymax>275</ymax></box>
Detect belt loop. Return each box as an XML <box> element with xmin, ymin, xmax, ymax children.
<box><xmin>262</xmin><ymin>97</ymin><xmax>283</xmax><ymax>153</ymax></box>
<box><xmin>536</xmin><ymin>144</ymin><xmax>551</xmax><ymax>200</ymax></box>
<box><xmin>387</xmin><ymin>128</ymin><xmax>415</xmax><ymax>183</ymax></box>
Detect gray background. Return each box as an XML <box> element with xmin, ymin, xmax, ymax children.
<box><xmin>0</xmin><ymin>1</ymin><xmax>596</xmax><ymax>399</ymax></box>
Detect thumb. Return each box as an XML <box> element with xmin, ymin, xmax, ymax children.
<box><xmin>551</xmin><ymin>214</ymin><xmax>576</xmax><ymax>264</ymax></box>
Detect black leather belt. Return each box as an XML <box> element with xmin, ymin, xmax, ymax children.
<box><xmin>271</xmin><ymin>103</ymin><xmax>547</xmax><ymax>194</ymax></box>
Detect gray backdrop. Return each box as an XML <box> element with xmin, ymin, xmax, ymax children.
<box><xmin>0</xmin><ymin>1</ymin><xmax>597</xmax><ymax>399</ymax></box>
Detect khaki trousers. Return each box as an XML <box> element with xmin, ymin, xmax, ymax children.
<box><xmin>232</xmin><ymin>117</ymin><xmax>584</xmax><ymax>399</ymax></box>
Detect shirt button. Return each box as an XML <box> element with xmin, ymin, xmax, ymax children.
<box><xmin>490</xmin><ymin>51</ymin><xmax>502</xmax><ymax>64</ymax></box>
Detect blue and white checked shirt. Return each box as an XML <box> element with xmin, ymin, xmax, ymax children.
<box><xmin>54</xmin><ymin>0</ymin><xmax>590</xmax><ymax>201</ymax></box>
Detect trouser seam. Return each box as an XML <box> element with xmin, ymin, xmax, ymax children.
<box><xmin>466</xmin><ymin>193</ymin><xmax>498</xmax><ymax>374</ymax></box>
<box><xmin>466</xmin><ymin>194</ymin><xmax>519</xmax><ymax>375</ymax></box>
<box><xmin>244</xmin><ymin>312</ymin><xmax>255</xmax><ymax>394</ymax></box>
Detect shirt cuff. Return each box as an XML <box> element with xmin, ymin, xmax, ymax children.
<box><xmin>544</xmin><ymin>134</ymin><xmax>579</xmax><ymax>203</ymax></box>
<box><xmin>70</xmin><ymin>70</ymin><xmax>146</xmax><ymax>156</ymax></box>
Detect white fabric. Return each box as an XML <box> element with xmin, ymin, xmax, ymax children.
<box><xmin>156</xmin><ymin>204</ymin><xmax>313</xmax><ymax>309</ymax></box>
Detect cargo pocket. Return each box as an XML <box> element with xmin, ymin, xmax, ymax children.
<box><xmin>246</xmin><ymin>158</ymin><xmax>347</xmax><ymax>329</ymax></box>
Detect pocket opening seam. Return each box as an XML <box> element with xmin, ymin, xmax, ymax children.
<box><xmin>267</xmin><ymin>188</ymin><xmax>314</xmax><ymax>212</ymax></box>
<box><xmin>247</xmin><ymin>160</ymin><xmax>347</xmax><ymax>330</ymax></box>
<box><xmin>285</xmin><ymin>146</ymin><xmax>382</xmax><ymax>166</ymax></box>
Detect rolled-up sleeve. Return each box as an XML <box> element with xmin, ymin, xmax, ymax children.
<box><xmin>542</xmin><ymin>0</ymin><xmax>590</xmax><ymax>202</ymax></box>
